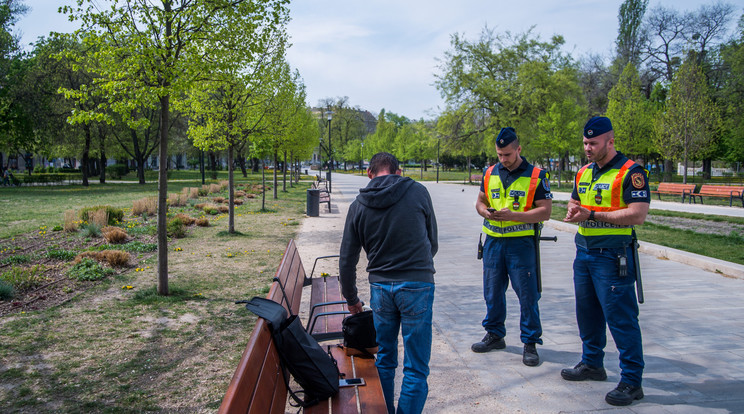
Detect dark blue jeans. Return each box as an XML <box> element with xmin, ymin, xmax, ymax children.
<box><xmin>573</xmin><ymin>245</ymin><xmax>644</xmax><ymax>386</ymax></box>
<box><xmin>370</xmin><ymin>281</ymin><xmax>435</xmax><ymax>414</ymax></box>
<box><xmin>481</xmin><ymin>236</ymin><xmax>543</xmax><ymax>344</ymax></box>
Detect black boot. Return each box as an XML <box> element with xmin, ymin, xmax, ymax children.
<box><xmin>522</xmin><ymin>343</ymin><xmax>539</xmax><ymax>366</ymax></box>
<box><xmin>471</xmin><ymin>332</ymin><xmax>505</xmax><ymax>353</ymax></box>
<box><xmin>560</xmin><ymin>362</ymin><xmax>607</xmax><ymax>381</ymax></box>
<box><xmin>605</xmin><ymin>382</ymin><xmax>643</xmax><ymax>406</ymax></box>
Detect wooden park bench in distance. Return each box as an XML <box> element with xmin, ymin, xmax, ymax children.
<box><xmin>218</xmin><ymin>240</ymin><xmax>385</xmax><ymax>414</ymax></box>
<box><xmin>693</xmin><ymin>184</ymin><xmax>744</xmax><ymax>207</ymax></box>
<box><xmin>650</xmin><ymin>182</ymin><xmax>697</xmax><ymax>203</ymax></box>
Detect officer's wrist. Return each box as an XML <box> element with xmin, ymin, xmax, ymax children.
<box><xmin>589</xmin><ymin>210</ymin><xmax>596</xmax><ymax>221</ymax></box>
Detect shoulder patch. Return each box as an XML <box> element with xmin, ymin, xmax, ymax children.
<box><xmin>631</xmin><ymin>172</ymin><xmax>645</xmax><ymax>189</ymax></box>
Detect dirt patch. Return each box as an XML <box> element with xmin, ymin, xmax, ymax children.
<box><xmin>645</xmin><ymin>216</ymin><xmax>744</xmax><ymax>236</ymax></box>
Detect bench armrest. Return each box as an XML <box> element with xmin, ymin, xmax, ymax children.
<box><xmin>308</xmin><ymin>310</ymin><xmax>350</xmax><ymax>340</ymax></box>
<box><xmin>305</xmin><ymin>255</ymin><xmax>341</xmax><ymax>285</ymax></box>
<box><xmin>308</xmin><ymin>300</ymin><xmax>348</xmax><ymax>326</ymax></box>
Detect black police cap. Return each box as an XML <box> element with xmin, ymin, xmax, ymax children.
<box><xmin>496</xmin><ymin>127</ymin><xmax>518</xmax><ymax>148</ymax></box>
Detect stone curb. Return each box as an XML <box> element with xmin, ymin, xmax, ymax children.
<box><xmin>545</xmin><ymin>220</ymin><xmax>744</xmax><ymax>280</ymax></box>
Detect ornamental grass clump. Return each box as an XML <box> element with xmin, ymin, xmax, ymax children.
<box><xmin>195</xmin><ymin>218</ymin><xmax>209</xmax><ymax>227</ymax></box>
<box><xmin>167</xmin><ymin>217</ymin><xmax>187</xmax><ymax>238</ymax></box>
<box><xmin>87</xmin><ymin>209</ymin><xmax>109</xmax><ymax>228</ymax></box>
<box><xmin>182</xmin><ymin>187</ymin><xmax>199</xmax><ymax>199</ymax></box>
<box><xmin>75</xmin><ymin>250</ymin><xmax>130</xmax><ymax>267</ymax></box>
<box><xmin>168</xmin><ymin>193</ymin><xmax>188</xmax><ymax>207</ymax></box>
<box><xmin>175</xmin><ymin>213</ymin><xmax>195</xmax><ymax>226</ymax></box>
<box><xmin>209</xmin><ymin>183</ymin><xmax>221</xmax><ymax>194</ymax></box>
<box><xmin>102</xmin><ymin>226</ymin><xmax>128</xmax><ymax>244</ymax></box>
<box><xmin>80</xmin><ymin>206</ymin><xmax>123</xmax><ymax>225</ymax></box>
<box><xmin>213</xmin><ymin>196</ymin><xmax>226</xmax><ymax>203</ymax></box>
<box><xmin>64</xmin><ymin>209</ymin><xmax>79</xmax><ymax>232</ymax></box>
<box><xmin>132</xmin><ymin>197</ymin><xmax>157</xmax><ymax>216</ymax></box>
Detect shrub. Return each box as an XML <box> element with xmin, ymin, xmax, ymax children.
<box><xmin>132</xmin><ymin>197</ymin><xmax>157</xmax><ymax>216</ymax></box>
<box><xmin>203</xmin><ymin>204</ymin><xmax>220</xmax><ymax>215</ymax></box>
<box><xmin>0</xmin><ymin>280</ymin><xmax>14</xmax><ymax>300</ymax></box>
<box><xmin>105</xmin><ymin>163</ymin><xmax>129</xmax><ymax>179</ymax></box>
<box><xmin>235</xmin><ymin>190</ymin><xmax>246</xmax><ymax>197</ymax></box>
<box><xmin>167</xmin><ymin>217</ymin><xmax>186</xmax><ymax>238</ymax></box>
<box><xmin>64</xmin><ymin>209</ymin><xmax>79</xmax><ymax>232</ymax></box>
<box><xmin>80</xmin><ymin>206</ymin><xmax>123</xmax><ymax>225</ymax></box>
<box><xmin>218</xmin><ymin>205</ymin><xmax>229</xmax><ymax>213</ymax></box>
<box><xmin>209</xmin><ymin>183</ymin><xmax>221</xmax><ymax>194</ymax></box>
<box><xmin>199</xmin><ymin>185</ymin><xmax>210</xmax><ymax>196</ymax></box>
<box><xmin>1</xmin><ymin>265</ymin><xmax>48</xmax><ymax>290</ymax></box>
<box><xmin>175</xmin><ymin>213</ymin><xmax>195</xmax><ymax>225</ymax></box>
<box><xmin>67</xmin><ymin>258</ymin><xmax>115</xmax><ymax>281</ymax></box>
<box><xmin>102</xmin><ymin>226</ymin><xmax>128</xmax><ymax>244</ymax></box>
<box><xmin>52</xmin><ymin>225</ymin><xmax>63</xmax><ymax>231</ymax></box>
<box><xmin>219</xmin><ymin>180</ymin><xmax>229</xmax><ymax>189</ymax></box>
<box><xmin>234</xmin><ymin>198</ymin><xmax>244</xmax><ymax>205</ymax></box>
<box><xmin>195</xmin><ymin>218</ymin><xmax>209</xmax><ymax>227</ymax></box>
<box><xmin>213</xmin><ymin>196</ymin><xmax>226</xmax><ymax>203</ymax></box>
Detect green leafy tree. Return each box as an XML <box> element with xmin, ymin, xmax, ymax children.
<box><xmin>64</xmin><ymin>0</ymin><xmax>289</xmax><ymax>295</ymax></box>
<box><xmin>615</xmin><ymin>0</ymin><xmax>649</xmax><ymax>69</ymax></box>
<box><xmin>606</xmin><ymin>63</ymin><xmax>656</xmax><ymax>162</ymax></box>
<box><xmin>656</xmin><ymin>56</ymin><xmax>721</xmax><ymax>183</ymax></box>
<box><xmin>719</xmin><ymin>14</ymin><xmax>744</xmax><ymax>165</ymax></box>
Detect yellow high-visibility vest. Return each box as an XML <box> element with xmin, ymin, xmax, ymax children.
<box><xmin>574</xmin><ymin>159</ymin><xmax>635</xmax><ymax>241</ymax></box>
<box><xmin>481</xmin><ymin>164</ymin><xmax>542</xmax><ymax>238</ymax></box>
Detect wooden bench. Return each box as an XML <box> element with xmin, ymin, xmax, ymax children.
<box><xmin>312</xmin><ymin>180</ymin><xmax>332</xmax><ymax>212</ymax></box>
<box><xmin>219</xmin><ymin>240</ymin><xmax>385</xmax><ymax>414</ymax></box>
<box><xmin>470</xmin><ymin>174</ymin><xmax>482</xmax><ymax>182</ymax></box>
<box><xmin>693</xmin><ymin>185</ymin><xmax>744</xmax><ymax>207</ymax></box>
<box><xmin>650</xmin><ymin>182</ymin><xmax>696</xmax><ymax>203</ymax></box>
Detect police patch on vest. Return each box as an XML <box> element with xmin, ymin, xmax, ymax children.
<box><xmin>593</xmin><ymin>183</ymin><xmax>610</xmax><ymax>191</ymax></box>
<box><xmin>631</xmin><ymin>190</ymin><xmax>648</xmax><ymax>198</ymax></box>
<box><xmin>578</xmin><ymin>187</ymin><xmax>587</xmax><ymax>194</ymax></box>
<box><xmin>542</xmin><ymin>178</ymin><xmax>550</xmax><ymax>192</ymax></box>
<box><xmin>509</xmin><ymin>190</ymin><xmax>526</xmax><ymax>197</ymax></box>
<box><xmin>579</xmin><ymin>182</ymin><xmax>591</xmax><ymax>187</ymax></box>
<box><xmin>491</xmin><ymin>189</ymin><xmax>500</xmax><ymax>199</ymax></box>
<box><xmin>631</xmin><ymin>172</ymin><xmax>645</xmax><ymax>189</ymax></box>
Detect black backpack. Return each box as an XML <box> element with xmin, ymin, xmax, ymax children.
<box><xmin>240</xmin><ymin>296</ymin><xmax>339</xmax><ymax>407</ymax></box>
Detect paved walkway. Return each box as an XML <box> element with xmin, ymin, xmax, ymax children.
<box><xmin>296</xmin><ymin>173</ymin><xmax>744</xmax><ymax>414</ymax></box>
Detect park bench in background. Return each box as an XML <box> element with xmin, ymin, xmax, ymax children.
<box><xmin>650</xmin><ymin>182</ymin><xmax>696</xmax><ymax>203</ymax></box>
<box><xmin>693</xmin><ymin>184</ymin><xmax>744</xmax><ymax>207</ymax></box>
<box><xmin>219</xmin><ymin>240</ymin><xmax>385</xmax><ymax>414</ymax></box>
<box><xmin>312</xmin><ymin>179</ymin><xmax>332</xmax><ymax>212</ymax></box>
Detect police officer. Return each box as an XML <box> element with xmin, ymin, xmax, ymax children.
<box><xmin>562</xmin><ymin>116</ymin><xmax>650</xmax><ymax>406</ymax></box>
<box><xmin>472</xmin><ymin>127</ymin><xmax>552</xmax><ymax>366</ymax></box>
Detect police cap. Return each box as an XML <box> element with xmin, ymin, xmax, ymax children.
<box><xmin>496</xmin><ymin>127</ymin><xmax>518</xmax><ymax>148</ymax></box>
<box><xmin>583</xmin><ymin>116</ymin><xmax>613</xmax><ymax>139</ymax></box>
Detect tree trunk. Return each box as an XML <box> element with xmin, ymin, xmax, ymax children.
<box><xmin>228</xmin><ymin>145</ymin><xmax>235</xmax><ymax>234</ymax></box>
<box><xmin>82</xmin><ymin>124</ymin><xmax>91</xmax><ymax>187</ymax></box>
<box><xmin>273</xmin><ymin>151</ymin><xmax>278</xmax><ymax>199</ymax></box>
<box><xmin>99</xmin><ymin>131</ymin><xmax>107</xmax><ymax>184</ymax></box>
<box><xmin>282</xmin><ymin>150</ymin><xmax>288</xmax><ymax>192</ymax></box>
<box><xmin>157</xmin><ymin>94</ymin><xmax>170</xmax><ymax>296</ymax></box>
<box><xmin>703</xmin><ymin>158</ymin><xmax>712</xmax><ymax>180</ymax></box>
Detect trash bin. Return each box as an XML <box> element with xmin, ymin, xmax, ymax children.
<box><xmin>304</xmin><ymin>169</ymin><xmax>308</xmax><ymax>175</ymax></box>
<box><xmin>307</xmin><ymin>189</ymin><xmax>320</xmax><ymax>217</ymax></box>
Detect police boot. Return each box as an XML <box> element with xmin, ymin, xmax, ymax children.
<box><xmin>605</xmin><ymin>382</ymin><xmax>644</xmax><ymax>406</ymax></box>
<box><xmin>561</xmin><ymin>362</ymin><xmax>607</xmax><ymax>381</ymax></box>
<box><xmin>522</xmin><ymin>343</ymin><xmax>539</xmax><ymax>366</ymax></box>
<box><xmin>471</xmin><ymin>332</ymin><xmax>505</xmax><ymax>353</ymax></box>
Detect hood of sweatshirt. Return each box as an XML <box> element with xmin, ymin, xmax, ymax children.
<box><xmin>356</xmin><ymin>174</ymin><xmax>415</xmax><ymax>209</ymax></box>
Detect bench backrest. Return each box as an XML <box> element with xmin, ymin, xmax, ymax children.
<box><xmin>657</xmin><ymin>182</ymin><xmax>696</xmax><ymax>192</ymax></box>
<box><xmin>218</xmin><ymin>239</ymin><xmax>307</xmax><ymax>414</ymax></box>
<box><xmin>699</xmin><ymin>185</ymin><xmax>744</xmax><ymax>195</ymax></box>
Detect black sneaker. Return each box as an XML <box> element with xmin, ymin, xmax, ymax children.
<box><xmin>605</xmin><ymin>382</ymin><xmax>643</xmax><ymax>406</ymax></box>
<box><xmin>522</xmin><ymin>343</ymin><xmax>539</xmax><ymax>366</ymax></box>
<box><xmin>560</xmin><ymin>362</ymin><xmax>607</xmax><ymax>381</ymax></box>
<box><xmin>471</xmin><ymin>332</ymin><xmax>506</xmax><ymax>353</ymax></box>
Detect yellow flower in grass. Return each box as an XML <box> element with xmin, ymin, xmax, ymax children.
<box><xmin>321</xmin><ymin>272</ymin><xmax>330</xmax><ymax>277</ymax></box>
<box><xmin>122</xmin><ymin>285</ymin><xmax>133</xmax><ymax>289</ymax></box>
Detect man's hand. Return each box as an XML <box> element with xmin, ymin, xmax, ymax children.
<box><xmin>490</xmin><ymin>207</ymin><xmax>515</xmax><ymax>221</ymax></box>
<box><xmin>348</xmin><ymin>302</ymin><xmax>364</xmax><ymax>314</ymax></box>
<box><xmin>564</xmin><ymin>203</ymin><xmax>590</xmax><ymax>223</ymax></box>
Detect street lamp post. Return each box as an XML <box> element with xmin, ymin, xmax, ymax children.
<box><xmin>324</xmin><ymin>111</ymin><xmax>333</xmax><ymax>193</ymax></box>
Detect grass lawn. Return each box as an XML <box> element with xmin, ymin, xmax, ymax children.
<box><xmin>0</xmin><ymin>177</ymin><xmax>315</xmax><ymax>412</ymax></box>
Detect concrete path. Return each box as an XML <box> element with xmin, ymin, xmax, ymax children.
<box><xmin>296</xmin><ymin>172</ymin><xmax>744</xmax><ymax>414</ymax></box>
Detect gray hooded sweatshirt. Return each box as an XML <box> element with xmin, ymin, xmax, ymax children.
<box><xmin>339</xmin><ymin>174</ymin><xmax>438</xmax><ymax>306</ymax></box>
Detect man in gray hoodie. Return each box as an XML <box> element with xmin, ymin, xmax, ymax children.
<box><xmin>340</xmin><ymin>152</ymin><xmax>438</xmax><ymax>414</ymax></box>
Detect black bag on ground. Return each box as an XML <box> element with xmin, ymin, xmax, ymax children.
<box><xmin>243</xmin><ymin>296</ymin><xmax>339</xmax><ymax>407</ymax></box>
<box><xmin>342</xmin><ymin>310</ymin><xmax>378</xmax><ymax>356</ymax></box>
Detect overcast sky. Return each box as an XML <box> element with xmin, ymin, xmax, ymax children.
<box><xmin>16</xmin><ymin>0</ymin><xmax>739</xmax><ymax>120</ymax></box>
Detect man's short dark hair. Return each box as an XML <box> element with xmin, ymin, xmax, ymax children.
<box><xmin>368</xmin><ymin>152</ymin><xmax>399</xmax><ymax>175</ymax></box>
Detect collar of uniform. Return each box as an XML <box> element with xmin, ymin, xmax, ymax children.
<box><xmin>591</xmin><ymin>152</ymin><xmax>626</xmax><ymax>178</ymax></box>
<box><xmin>497</xmin><ymin>156</ymin><xmax>529</xmax><ymax>176</ymax></box>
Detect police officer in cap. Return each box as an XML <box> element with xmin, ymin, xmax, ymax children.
<box><xmin>563</xmin><ymin>116</ymin><xmax>650</xmax><ymax>406</ymax></box>
<box><xmin>472</xmin><ymin>127</ymin><xmax>552</xmax><ymax>366</ymax></box>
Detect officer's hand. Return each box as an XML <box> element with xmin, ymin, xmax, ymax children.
<box><xmin>564</xmin><ymin>204</ymin><xmax>586</xmax><ymax>222</ymax></box>
<box><xmin>492</xmin><ymin>208</ymin><xmax>513</xmax><ymax>221</ymax></box>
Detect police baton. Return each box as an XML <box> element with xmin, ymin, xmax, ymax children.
<box><xmin>632</xmin><ymin>232</ymin><xmax>644</xmax><ymax>304</ymax></box>
<box><xmin>533</xmin><ymin>223</ymin><xmax>557</xmax><ymax>293</ymax></box>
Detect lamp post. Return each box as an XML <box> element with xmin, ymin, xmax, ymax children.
<box><xmin>324</xmin><ymin>110</ymin><xmax>333</xmax><ymax>193</ymax></box>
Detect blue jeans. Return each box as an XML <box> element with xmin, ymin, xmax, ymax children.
<box><xmin>573</xmin><ymin>245</ymin><xmax>644</xmax><ymax>386</ymax></box>
<box><xmin>481</xmin><ymin>236</ymin><xmax>543</xmax><ymax>344</ymax></box>
<box><xmin>370</xmin><ymin>281</ymin><xmax>435</xmax><ymax>414</ymax></box>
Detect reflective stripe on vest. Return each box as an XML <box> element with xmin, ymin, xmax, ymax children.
<box><xmin>575</xmin><ymin>159</ymin><xmax>636</xmax><ymax>238</ymax></box>
<box><xmin>482</xmin><ymin>164</ymin><xmax>542</xmax><ymax>237</ymax></box>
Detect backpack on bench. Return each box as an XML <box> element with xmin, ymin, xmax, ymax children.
<box><xmin>240</xmin><ymin>295</ymin><xmax>339</xmax><ymax>407</ymax></box>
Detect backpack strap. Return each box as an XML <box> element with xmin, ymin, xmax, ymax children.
<box><xmin>242</xmin><ymin>297</ymin><xmax>288</xmax><ymax>335</ymax></box>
